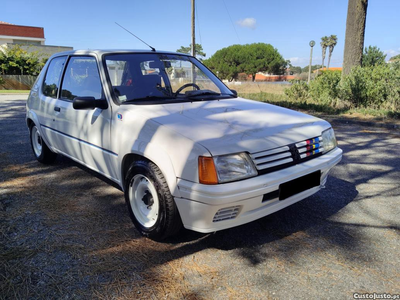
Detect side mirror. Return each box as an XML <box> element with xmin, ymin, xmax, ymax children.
<box><xmin>230</xmin><ymin>89</ymin><xmax>238</xmax><ymax>96</ymax></box>
<box><xmin>73</xmin><ymin>97</ymin><xmax>108</xmax><ymax>110</ymax></box>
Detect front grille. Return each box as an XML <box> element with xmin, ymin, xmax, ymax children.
<box><xmin>250</xmin><ymin>145</ymin><xmax>293</xmax><ymax>171</ymax></box>
<box><xmin>250</xmin><ymin>136</ymin><xmax>324</xmax><ymax>174</ymax></box>
<box><xmin>296</xmin><ymin>136</ymin><xmax>324</xmax><ymax>159</ymax></box>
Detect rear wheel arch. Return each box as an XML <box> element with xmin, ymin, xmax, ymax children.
<box><xmin>26</xmin><ymin>118</ymin><xmax>34</xmax><ymax>129</ymax></box>
<box><xmin>29</xmin><ymin>122</ymin><xmax>57</xmax><ymax>164</ymax></box>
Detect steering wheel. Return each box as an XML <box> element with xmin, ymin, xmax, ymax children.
<box><xmin>174</xmin><ymin>83</ymin><xmax>200</xmax><ymax>96</ymax></box>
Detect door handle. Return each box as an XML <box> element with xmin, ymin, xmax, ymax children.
<box><xmin>54</xmin><ymin>107</ymin><xmax>61</xmax><ymax>112</ymax></box>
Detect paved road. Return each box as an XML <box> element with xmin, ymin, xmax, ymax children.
<box><xmin>1</xmin><ymin>95</ymin><xmax>399</xmax><ymax>299</ymax></box>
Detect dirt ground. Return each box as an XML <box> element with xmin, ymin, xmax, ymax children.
<box><xmin>1</xmin><ymin>95</ymin><xmax>399</xmax><ymax>299</ymax></box>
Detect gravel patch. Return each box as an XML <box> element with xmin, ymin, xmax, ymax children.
<box><xmin>1</xmin><ymin>95</ymin><xmax>399</xmax><ymax>299</ymax></box>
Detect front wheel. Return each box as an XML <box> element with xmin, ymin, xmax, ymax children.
<box><xmin>124</xmin><ymin>160</ymin><xmax>182</xmax><ymax>240</ymax></box>
<box><xmin>30</xmin><ymin>124</ymin><xmax>57</xmax><ymax>164</ymax></box>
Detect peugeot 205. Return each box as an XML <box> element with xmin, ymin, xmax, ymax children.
<box><xmin>26</xmin><ymin>50</ymin><xmax>342</xmax><ymax>240</ymax></box>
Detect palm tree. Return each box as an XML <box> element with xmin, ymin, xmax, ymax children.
<box><xmin>320</xmin><ymin>36</ymin><xmax>329</xmax><ymax>71</ymax></box>
<box><xmin>326</xmin><ymin>35</ymin><xmax>338</xmax><ymax>70</ymax></box>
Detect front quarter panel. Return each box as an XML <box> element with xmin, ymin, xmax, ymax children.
<box><xmin>113</xmin><ymin>107</ymin><xmax>210</xmax><ymax>196</ymax></box>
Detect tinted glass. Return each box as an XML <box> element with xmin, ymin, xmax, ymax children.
<box><xmin>61</xmin><ymin>56</ymin><xmax>102</xmax><ymax>100</ymax></box>
<box><xmin>42</xmin><ymin>56</ymin><xmax>67</xmax><ymax>98</ymax></box>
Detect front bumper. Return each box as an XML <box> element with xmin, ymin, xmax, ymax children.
<box><xmin>175</xmin><ymin>147</ymin><xmax>342</xmax><ymax>233</ymax></box>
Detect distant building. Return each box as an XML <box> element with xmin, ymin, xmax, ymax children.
<box><xmin>0</xmin><ymin>21</ymin><xmax>72</xmax><ymax>57</ymax></box>
<box><xmin>388</xmin><ymin>55</ymin><xmax>400</xmax><ymax>63</ymax></box>
<box><xmin>313</xmin><ymin>67</ymin><xmax>342</xmax><ymax>73</ymax></box>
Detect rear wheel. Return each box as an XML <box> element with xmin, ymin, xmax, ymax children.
<box><xmin>30</xmin><ymin>124</ymin><xmax>57</xmax><ymax>164</ymax></box>
<box><xmin>124</xmin><ymin>160</ymin><xmax>182</xmax><ymax>240</ymax></box>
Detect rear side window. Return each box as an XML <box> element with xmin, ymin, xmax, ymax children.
<box><xmin>61</xmin><ymin>56</ymin><xmax>103</xmax><ymax>100</ymax></box>
<box><xmin>42</xmin><ymin>56</ymin><xmax>67</xmax><ymax>98</ymax></box>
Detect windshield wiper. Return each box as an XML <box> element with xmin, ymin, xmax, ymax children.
<box><xmin>183</xmin><ymin>90</ymin><xmax>237</xmax><ymax>100</ymax></box>
<box><xmin>185</xmin><ymin>90</ymin><xmax>221</xmax><ymax>97</ymax></box>
<box><xmin>123</xmin><ymin>95</ymin><xmax>172</xmax><ymax>103</ymax></box>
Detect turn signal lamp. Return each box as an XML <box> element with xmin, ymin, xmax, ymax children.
<box><xmin>198</xmin><ymin>156</ymin><xmax>218</xmax><ymax>184</ymax></box>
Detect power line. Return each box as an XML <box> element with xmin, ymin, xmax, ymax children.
<box><xmin>222</xmin><ymin>0</ymin><xmax>240</xmax><ymax>43</ymax></box>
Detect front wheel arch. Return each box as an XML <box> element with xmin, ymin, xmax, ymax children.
<box><xmin>120</xmin><ymin>149</ymin><xmax>180</xmax><ymax>199</ymax></box>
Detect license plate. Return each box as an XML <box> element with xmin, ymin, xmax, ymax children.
<box><xmin>279</xmin><ymin>171</ymin><xmax>321</xmax><ymax>200</ymax></box>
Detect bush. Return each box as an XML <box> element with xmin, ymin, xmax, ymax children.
<box><xmin>0</xmin><ymin>76</ymin><xmax>4</xmax><ymax>86</ymax></box>
<box><xmin>309</xmin><ymin>70</ymin><xmax>342</xmax><ymax>105</ymax></box>
<box><xmin>284</xmin><ymin>65</ymin><xmax>400</xmax><ymax>112</ymax></box>
<box><xmin>285</xmin><ymin>80</ymin><xmax>309</xmax><ymax>101</ymax></box>
<box><xmin>341</xmin><ymin>64</ymin><xmax>400</xmax><ymax>110</ymax></box>
<box><xmin>284</xmin><ymin>71</ymin><xmax>341</xmax><ymax>104</ymax></box>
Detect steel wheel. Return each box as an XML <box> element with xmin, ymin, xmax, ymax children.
<box><xmin>31</xmin><ymin>125</ymin><xmax>43</xmax><ymax>158</ymax></box>
<box><xmin>29</xmin><ymin>123</ymin><xmax>57</xmax><ymax>164</ymax></box>
<box><xmin>124</xmin><ymin>160</ymin><xmax>182</xmax><ymax>240</ymax></box>
<box><xmin>129</xmin><ymin>174</ymin><xmax>160</xmax><ymax>228</ymax></box>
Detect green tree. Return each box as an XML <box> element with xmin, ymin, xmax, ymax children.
<box><xmin>342</xmin><ymin>0</ymin><xmax>368</xmax><ymax>77</ymax></box>
<box><xmin>241</xmin><ymin>43</ymin><xmax>287</xmax><ymax>81</ymax></box>
<box><xmin>0</xmin><ymin>44</ymin><xmax>43</xmax><ymax>75</ymax></box>
<box><xmin>320</xmin><ymin>36</ymin><xmax>329</xmax><ymax>70</ymax></box>
<box><xmin>362</xmin><ymin>46</ymin><xmax>387</xmax><ymax>67</ymax></box>
<box><xmin>289</xmin><ymin>66</ymin><xmax>302</xmax><ymax>74</ymax></box>
<box><xmin>177</xmin><ymin>44</ymin><xmax>206</xmax><ymax>58</ymax></box>
<box><xmin>203</xmin><ymin>45</ymin><xmax>243</xmax><ymax>81</ymax></box>
<box><xmin>326</xmin><ymin>35</ymin><xmax>338</xmax><ymax>70</ymax></box>
<box><xmin>204</xmin><ymin>43</ymin><xmax>287</xmax><ymax>81</ymax></box>
<box><xmin>301</xmin><ymin>64</ymin><xmax>322</xmax><ymax>73</ymax></box>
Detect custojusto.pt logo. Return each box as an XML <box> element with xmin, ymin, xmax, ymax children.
<box><xmin>353</xmin><ymin>293</ymin><xmax>400</xmax><ymax>299</ymax></box>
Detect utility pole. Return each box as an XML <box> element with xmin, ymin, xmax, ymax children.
<box><xmin>308</xmin><ymin>40</ymin><xmax>315</xmax><ymax>84</ymax></box>
<box><xmin>191</xmin><ymin>0</ymin><xmax>195</xmax><ymax>57</ymax></box>
<box><xmin>191</xmin><ymin>0</ymin><xmax>196</xmax><ymax>83</ymax></box>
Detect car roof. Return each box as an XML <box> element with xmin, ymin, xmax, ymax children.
<box><xmin>49</xmin><ymin>49</ymin><xmax>192</xmax><ymax>59</ymax></box>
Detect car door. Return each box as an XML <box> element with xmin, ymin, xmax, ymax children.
<box><xmin>38</xmin><ymin>55</ymin><xmax>68</xmax><ymax>148</ymax></box>
<box><xmin>52</xmin><ymin>55</ymin><xmax>118</xmax><ymax>181</ymax></box>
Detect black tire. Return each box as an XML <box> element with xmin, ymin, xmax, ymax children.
<box><xmin>124</xmin><ymin>160</ymin><xmax>182</xmax><ymax>241</ymax></box>
<box><xmin>29</xmin><ymin>124</ymin><xmax>57</xmax><ymax>164</ymax></box>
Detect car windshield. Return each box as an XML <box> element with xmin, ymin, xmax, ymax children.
<box><xmin>104</xmin><ymin>53</ymin><xmax>235</xmax><ymax>104</ymax></box>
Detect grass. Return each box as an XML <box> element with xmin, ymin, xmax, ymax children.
<box><xmin>231</xmin><ymin>82</ymin><xmax>400</xmax><ymax>121</ymax></box>
<box><xmin>226</xmin><ymin>81</ymin><xmax>287</xmax><ymax>94</ymax></box>
<box><xmin>0</xmin><ymin>90</ymin><xmax>30</xmax><ymax>94</ymax></box>
<box><xmin>240</xmin><ymin>92</ymin><xmax>400</xmax><ymax>120</ymax></box>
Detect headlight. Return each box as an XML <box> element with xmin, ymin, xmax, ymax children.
<box><xmin>198</xmin><ymin>153</ymin><xmax>257</xmax><ymax>184</ymax></box>
<box><xmin>214</xmin><ymin>153</ymin><xmax>257</xmax><ymax>183</ymax></box>
<box><xmin>322</xmin><ymin>128</ymin><xmax>337</xmax><ymax>153</ymax></box>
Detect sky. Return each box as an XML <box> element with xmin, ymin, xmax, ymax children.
<box><xmin>2</xmin><ymin>0</ymin><xmax>400</xmax><ymax>68</ymax></box>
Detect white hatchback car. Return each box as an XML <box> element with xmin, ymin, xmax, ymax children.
<box><xmin>26</xmin><ymin>50</ymin><xmax>342</xmax><ymax>240</ymax></box>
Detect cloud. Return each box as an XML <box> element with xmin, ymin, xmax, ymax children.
<box><xmin>236</xmin><ymin>18</ymin><xmax>257</xmax><ymax>29</ymax></box>
<box><xmin>288</xmin><ymin>56</ymin><xmax>342</xmax><ymax>68</ymax></box>
<box><xmin>384</xmin><ymin>48</ymin><xmax>400</xmax><ymax>60</ymax></box>
<box><xmin>288</xmin><ymin>57</ymin><xmax>309</xmax><ymax>66</ymax></box>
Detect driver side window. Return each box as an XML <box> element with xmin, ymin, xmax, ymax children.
<box><xmin>61</xmin><ymin>56</ymin><xmax>103</xmax><ymax>100</ymax></box>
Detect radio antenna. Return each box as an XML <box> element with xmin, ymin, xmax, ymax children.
<box><xmin>115</xmin><ymin>22</ymin><xmax>156</xmax><ymax>52</ymax></box>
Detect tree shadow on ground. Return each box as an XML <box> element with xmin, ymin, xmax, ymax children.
<box><xmin>2</xmin><ymin>98</ymin><xmax>399</xmax><ymax>298</ymax></box>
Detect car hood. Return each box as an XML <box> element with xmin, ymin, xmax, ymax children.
<box><xmin>135</xmin><ymin>98</ymin><xmax>331</xmax><ymax>155</ymax></box>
